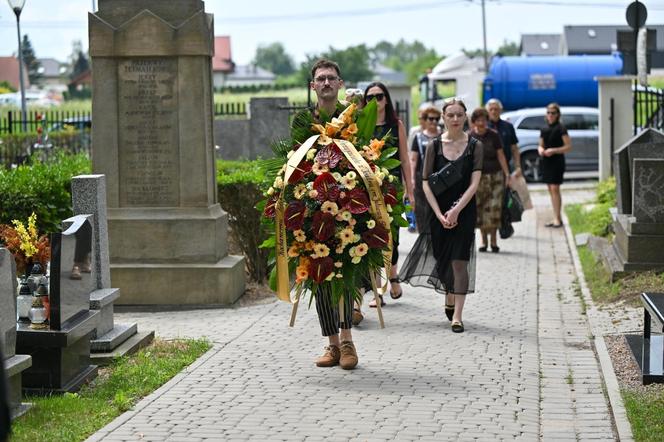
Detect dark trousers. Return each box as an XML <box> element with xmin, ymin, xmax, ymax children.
<box><xmin>315</xmin><ymin>288</ymin><xmax>353</xmax><ymax>337</ymax></box>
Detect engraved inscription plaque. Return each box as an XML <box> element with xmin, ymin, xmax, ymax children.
<box><xmin>118</xmin><ymin>58</ymin><xmax>179</xmax><ymax>207</ymax></box>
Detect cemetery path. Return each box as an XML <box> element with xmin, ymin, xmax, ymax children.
<box><xmin>90</xmin><ymin>186</ymin><xmax>624</xmax><ymax>441</ymax></box>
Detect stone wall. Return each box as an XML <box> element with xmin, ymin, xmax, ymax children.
<box><xmin>214</xmin><ymin>97</ymin><xmax>291</xmax><ymax>160</ymax></box>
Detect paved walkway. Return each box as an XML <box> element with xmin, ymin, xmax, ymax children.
<box><xmin>89</xmin><ymin>187</ymin><xmax>621</xmax><ymax>441</ymax></box>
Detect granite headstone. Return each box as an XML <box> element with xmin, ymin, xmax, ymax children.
<box><xmin>49</xmin><ymin>215</ymin><xmax>95</xmax><ymax>330</ymax></box>
<box><xmin>614</xmin><ymin>129</ymin><xmax>664</xmax><ymax>214</ymax></box>
<box><xmin>0</xmin><ymin>248</ymin><xmax>17</xmax><ymax>358</ymax></box>
<box><xmin>632</xmin><ymin>159</ymin><xmax>664</xmax><ymax>223</ymax></box>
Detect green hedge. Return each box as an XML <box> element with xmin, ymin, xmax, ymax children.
<box><xmin>0</xmin><ymin>153</ymin><xmax>91</xmax><ymax>233</ymax></box>
<box><xmin>217</xmin><ymin>159</ymin><xmax>270</xmax><ymax>282</ymax></box>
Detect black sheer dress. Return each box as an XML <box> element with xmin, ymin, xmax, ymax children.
<box><xmin>399</xmin><ymin>136</ymin><xmax>483</xmax><ymax>294</ymax></box>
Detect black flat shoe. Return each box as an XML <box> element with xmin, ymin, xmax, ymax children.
<box><xmin>490</xmin><ymin>245</ymin><xmax>500</xmax><ymax>253</ymax></box>
<box><xmin>478</xmin><ymin>245</ymin><xmax>488</xmax><ymax>252</ymax></box>
<box><xmin>451</xmin><ymin>321</ymin><xmax>464</xmax><ymax>333</ymax></box>
<box><xmin>444</xmin><ymin>304</ymin><xmax>455</xmax><ymax>321</ymax></box>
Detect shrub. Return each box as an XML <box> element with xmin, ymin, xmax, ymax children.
<box><xmin>0</xmin><ymin>130</ymin><xmax>91</xmax><ymax>168</ymax></box>
<box><xmin>0</xmin><ymin>153</ymin><xmax>91</xmax><ymax>233</ymax></box>
<box><xmin>217</xmin><ymin>159</ymin><xmax>270</xmax><ymax>282</ymax></box>
<box><xmin>587</xmin><ymin>177</ymin><xmax>616</xmax><ymax>237</ymax></box>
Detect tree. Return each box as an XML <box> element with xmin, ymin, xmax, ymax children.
<box><xmin>496</xmin><ymin>39</ymin><xmax>520</xmax><ymax>56</ymax></box>
<box><xmin>21</xmin><ymin>34</ymin><xmax>42</xmax><ymax>86</ymax></box>
<box><xmin>253</xmin><ymin>42</ymin><xmax>295</xmax><ymax>76</ymax></box>
<box><xmin>68</xmin><ymin>40</ymin><xmax>89</xmax><ymax>80</ymax></box>
<box><xmin>297</xmin><ymin>45</ymin><xmax>373</xmax><ymax>84</ymax></box>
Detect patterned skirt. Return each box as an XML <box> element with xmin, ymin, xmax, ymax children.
<box><xmin>475</xmin><ymin>171</ymin><xmax>504</xmax><ymax>230</ymax></box>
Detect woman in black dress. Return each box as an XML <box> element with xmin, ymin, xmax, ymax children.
<box><xmin>400</xmin><ymin>98</ymin><xmax>483</xmax><ymax>333</ymax></box>
<box><xmin>362</xmin><ymin>82</ymin><xmax>414</xmax><ymax>307</ymax></box>
<box><xmin>538</xmin><ymin>103</ymin><xmax>572</xmax><ymax>227</ymax></box>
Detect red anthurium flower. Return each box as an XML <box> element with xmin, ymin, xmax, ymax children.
<box><xmin>313</xmin><ymin>172</ymin><xmax>340</xmax><ymax>202</ymax></box>
<box><xmin>287</xmin><ymin>160</ymin><xmax>312</xmax><ymax>184</ymax></box>
<box><xmin>311</xmin><ymin>211</ymin><xmax>336</xmax><ymax>241</ymax></box>
<box><xmin>263</xmin><ymin>195</ymin><xmax>278</xmax><ymax>218</ymax></box>
<box><xmin>383</xmin><ymin>182</ymin><xmax>398</xmax><ymax>206</ymax></box>
<box><xmin>314</xmin><ymin>143</ymin><xmax>343</xmax><ymax>168</ymax></box>
<box><xmin>346</xmin><ymin>188</ymin><xmax>370</xmax><ymax>214</ymax></box>
<box><xmin>309</xmin><ymin>256</ymin><xmax>334</xmax><ymax>283</ymax></box>
<box><xmin>362</xmin><ymin>223</ymin><xmax>390</xmax><ymax>249</ymax></box>
<box><xmin>284</xmin><ymin>200</ymin><xmax>306</xmax><ymax>230</ymax></box>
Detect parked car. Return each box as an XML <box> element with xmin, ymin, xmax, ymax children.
<box><xmin>49</xmin><ymin>115</ymin><xmax>91</xmax><ymax>132</ymax></box>
<box><xmin>501</xmin><ymin>107</ymin><xmax>599</xmax><ymax>182</ymax></box>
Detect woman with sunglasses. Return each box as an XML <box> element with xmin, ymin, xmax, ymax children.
<box><xmin>538</xmin><ymin>103</ymin><xmax>572</xmax><ymax>228</ymax></box>
<box><xmin>362</xmin><ymin>82</ymin><xmax>414</xmax><ymax>306</ymax></box>
<box><xmin>400</xmin><ymin>98</ymin><xmax>483</xmax><ymax>333</ymax></box>
<box><xmin>410</xmin><ymin>106</ymin><xmax>441</xmax><ymax>233</ymax></box>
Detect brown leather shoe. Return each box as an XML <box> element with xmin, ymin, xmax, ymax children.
<box><xmin>339</xmin><ymin>341</ymin><xmax>358</xmax><ymax>370</ymax></box>
<box><xmin>315</xmin><ymin>345</ymin><xmax>340</xmax><ymax>367</ymax></box>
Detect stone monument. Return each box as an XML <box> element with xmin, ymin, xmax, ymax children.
<box><xmin>89</xmin><ymin>0</ymin><xmax>245</xmax><ymax>305</ymax></box>
<box><xmin>71</xmin><ymin>175</ymin><xmax>154</xmax><ymax>364</ymax></box>
<box><xmin>0</xmin><ymin>248</ymin><xmax>31</xmax><ymax>417</ymax></box>
<box><xmin>592</xmin><ymin>128</ymin><xmax>664</xmax><ymax>277</ymax></box>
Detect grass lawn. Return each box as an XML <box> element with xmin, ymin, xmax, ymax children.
<box><xmin>565</xmin><ymin>196</ymin><xmax>664</xmax><ymax>442</ymax></box>
<box><xmin>10</xmin><ymin>338</ymin><xmax>211</xmax><ymax>442</ymax></box>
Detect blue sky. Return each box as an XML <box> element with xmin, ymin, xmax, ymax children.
<box><xmin>1</xmin><ymin>0</ymin><xmax>663</xmax><ymax>65</ymax></box>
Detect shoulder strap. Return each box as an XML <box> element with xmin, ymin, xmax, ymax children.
<box><xmin>466</xmin><ymin>137</ymin><xmax>477</xmax><ymax>157</ymax></box>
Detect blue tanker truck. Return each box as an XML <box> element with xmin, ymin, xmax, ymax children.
<box><xmin>419</xmin><ymin>53</ymin><xmax>624</xmax><ymax>112</ymax></box>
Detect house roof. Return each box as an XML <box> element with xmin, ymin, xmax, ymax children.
<box><xmin>226</xmin><ymin>64</ymin><xmax>275</xmax><ymax>80</ymax></box>
<box><xmin>520</xmin><ymin>34</ymin><xmax>562</xmax><ymax>56</ymax></box>
<box><xmin>371</xmin><ymin>62</ymin><xmax>407</xmax><ymax>85</ymax></box>
<box><xmin>213</xmin><ymin>36</ymin><xmax>234</xmax><ymax>72</ymax></box>
<box><xmin>69</xmin><ymin>69</ymin><xmax>92</xmax><ymax>86</ymax></box>
<box><xmin>37</xmin><ymin>58</ymin><xmax>66</xmax><ymax>77</ymax></box>
<box><xmin>563</xmin><ymin>24</ymin><xmax>664</xmax><ymax>54</ymax></box>
<box><xmin>0</xmin><ymin>56</ymin><xmax>30</xmax><ymax>90</ymax></box>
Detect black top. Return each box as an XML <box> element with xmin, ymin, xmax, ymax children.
<box><xmin>468</xmin><ymin>128</ymin><xmax>503</xmax><ymax>174</ymax></box>
<box><xmin>488</xmin><ymin>118</ymin><xmax>518</xmax><ymax>163</ymax></box>
<box><xmin>540</xmin><ymin>121</ymin><xmax>568</xmax><ymax>149</ymax></box>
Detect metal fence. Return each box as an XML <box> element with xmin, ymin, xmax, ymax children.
<box><xmin>0</xmin><ymin>109</ymin><xmax>91</xmax><ymax>135</ymax></box>
<box><xmin>633</xmin><ymin>79</ymin><xmax>664</xmax><ymax>135</ymax></box>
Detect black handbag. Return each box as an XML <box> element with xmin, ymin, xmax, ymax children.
<box><xmin>428</xmin><ymin>138</ymin><xmax>476</xmax><ymax>196</ymax></box>
<box><xmin>504</xmin><ymin>188</ymin><xmax>524</xmax><ymax>223</ymax></box>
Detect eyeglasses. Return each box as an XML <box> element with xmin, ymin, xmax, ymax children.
<box><xmin>314</xmin><ymin>75</ymin><xmax>339</xmax><ymax>83</ymax></box>
<box><xmin>426</xmin><ymin>116</ymin><xmax>439</xmax><ymax>122</ymax></box>
<box><xmin>365</xmin><ymin>93</ymin><xmax>385</xmax><ymax>102</ymax></box>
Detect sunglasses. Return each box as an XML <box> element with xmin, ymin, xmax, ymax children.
<box><xmin>365</xmin><ymin>93</ymin><xmax>385</xmax><ymax>102</ymax></box>
<box><xmin>426</xmin><ymin>116</ymin><xmax>439</xmax><ymax>122</ymax></box>
<box><xmin>546</xmin><ymin>111</ymin><xmax>559</xmax><ymax>115</ymax></box>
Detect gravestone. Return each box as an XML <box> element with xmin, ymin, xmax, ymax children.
<box><xmin>0</xmin><ymin>248</ymin><xmax>32</xmax><ymax>417</ymax></box>
<box><xmin>71</xmin><ymin>174</ymin><xmax>154</xmax><ymax>364</ymax></box>
<box><xmin>89</xmin><ymin>0</ymin><xmax>245</xmax><ymax>305</ymax></box>
<box><xmin>596</xmin><ymin>128</ymin><xmax>664</xmax><ymax>277</ymax></box>
<box><xmin>614</xmin><ymin>129</ymin><xmax>664</xmax><ymax>214</ymax></box>
<box><xmin>16</xmin><ymin>216</ymin><xmax>99</xmax><ymax>394</ymax></box>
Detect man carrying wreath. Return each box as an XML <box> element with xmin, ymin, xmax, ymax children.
<box><xmin>293</xmin><ymin>59</ymin><xmax>359</xmax><ymax>370</ymax></box>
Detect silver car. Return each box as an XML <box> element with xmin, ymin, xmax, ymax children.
<box><xmin>501</xmin><ymin>107</ymin><xmax>599</xmax><ymax>182</ymax></box>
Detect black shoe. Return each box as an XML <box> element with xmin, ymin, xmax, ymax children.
<box><xmin>478</xmin><ymin>245</ymin><xmax>488</xmax><ymax>252</ymax></box>
<box><xmin>490</xmin><ymin>245</ymin><xmax>500</xmax><ymax>253</ymax></box>
<box><xmin>445</xmin><ymin>304</ymin><xmax>455</xmax><ymax>321</ymax></box>
<box><xmin>389</xmin><ymin>278</ymin><xmax>403</xmax><ymax>299</ymax></box>
<box><xmin>451</xmin><ymin>321</ymin><xmax>464</xmax><ymax>333</ymax></box>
